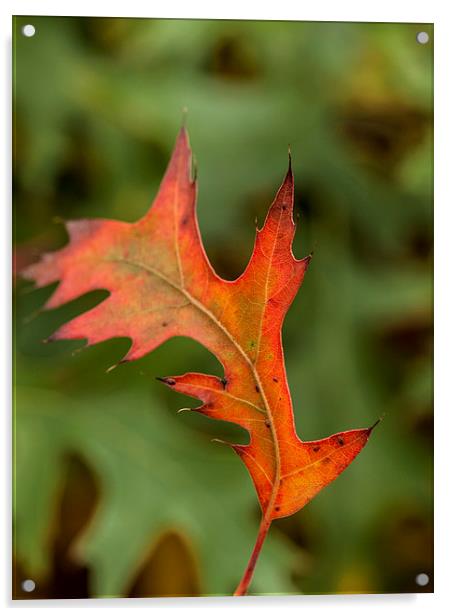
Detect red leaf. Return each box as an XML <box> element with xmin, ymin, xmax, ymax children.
<box><xmin>23</xmin><ymin>128</ymin><xmax>376</xmax><ymax>593</ymax></box>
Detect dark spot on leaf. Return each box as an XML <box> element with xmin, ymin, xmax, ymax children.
<box><xmin>273</xmin><ymin>377</ymin><xmax>278</xmax><ymax>383</ymax></box>
<box><xmin>313</xmin><ymin>446</ymin><xmax>320</xmax><ymax>452</ymax></box>
<box><xmin>282</xmin><ymin>205</ymin><xmax>286</xmax><ymax>211</ymax></box>
<box><xmin>322</xmin><ymin>457</ymin><xmax>331</xmax><ymax>465</ymax></box>
<box><xmin>265</xmin><ymin>420</ymin><xmax>271</xmax><ymax>428</ymax></box>
<box><xmin>161</xmin><ymin>321</ymin><xmax>168</xmax><ymax>327</ymax></box>
<box><xmin>220</xmin><ymin>377</ymin><xmax>228</xmax><ymax>389</ymax></box>
<box><xmin>275</xmin><ymin>506</ymin><xmax>281</xmax><ymax>512</ymax></box>
<box><xmin>255</xmin><ymin>385</ymin><xmax>260</xmax><ymax>393</ymax></box>
<box><xmin>337</xmin><ymin>436</ymin><xmax>344</xmax><ymax>446</ymax></box>
<box><xmin>181</xmin><ymin>216</ymin><xmax>189</xmax><ymax>226</ymax></box>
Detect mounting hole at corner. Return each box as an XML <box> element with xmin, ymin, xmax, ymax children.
<box><xmin>415</xmin><ymin>573</ymin><xmax>429</xmax><ymax>587</ymax></box>
<box><xmin>22</xmin><ymin>24</ymin><xmax>36</xmax><ymax>38</ymax></box>
<box><xmin>416</xmin><ymin>31</ymin><xmax>429</xmax><ymax>45</ymax></box>
<box><xmin>21</xmin><ymin>579</ymin><xmax>36</xmax><ymax>592</ymax></box>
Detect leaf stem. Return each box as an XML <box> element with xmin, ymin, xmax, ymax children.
<box><xmin>233</xmin><ymin>513</ymin><xmax>273</xmax><ymax>596</ymax></box>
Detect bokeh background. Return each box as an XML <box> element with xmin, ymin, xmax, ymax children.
<box><xmin>13</xmin><ymin>16</ymin><xmax>433</xmax><ymax>598</ymax></box>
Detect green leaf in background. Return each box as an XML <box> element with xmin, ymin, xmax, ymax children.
<box><xmin>15</xmin><ymin>386</ymin><xmax>301</xmax><ymax>596</ymax></box>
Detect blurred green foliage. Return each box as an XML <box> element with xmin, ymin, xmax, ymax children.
<box><xmin>13</xmin><ymin>16</ymin><xmax>433</xmax><ymax>597</ymax></box>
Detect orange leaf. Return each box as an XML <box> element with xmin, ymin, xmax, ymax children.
<box><xmin>23</xmin><ymin>128</ymin><xmax>376</xmax><ymax>593</ymax></box>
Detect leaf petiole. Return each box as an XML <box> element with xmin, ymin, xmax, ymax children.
<box><xmin>233</xmin><ymin>512</ymin><xmax>273</xmax><ymax>596</ymax></box>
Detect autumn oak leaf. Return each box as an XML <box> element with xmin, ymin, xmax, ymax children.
<box><xmin>23</xmin><ymin>128</ymin><xmax>377</xmax><ymax>595</ymax></box>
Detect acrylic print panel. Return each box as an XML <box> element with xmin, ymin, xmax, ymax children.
<box><xmin>13</xmin><ymin>16</ymin><xmax>433</xmax><ymax>599</ymax></box>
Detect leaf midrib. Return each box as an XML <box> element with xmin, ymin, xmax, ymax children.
<box><xmin>110</xmin><ymin>254</ymin><xmax>282</xmax><ymax>513</ymax></box>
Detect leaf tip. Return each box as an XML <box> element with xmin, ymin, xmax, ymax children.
<box><xmin>43</xmin><ymin>332</ymin><xmax>58</xmax><ymax>344</ymax></box>
<box><xmin>106</xmin><ymin>357</ymin><xmax>129</xmax><ymax>373</ymax></box>
<box><xmin>181</xmin><ymin>105</ymin><xmax>189</xmax><ymax>126</ymax></box>
<box><xmin>22</xmin><ymin>308</ymin><xmax>41</xmax><ymax>325</ymax></box>
<box><xmin>368</xmin><ymin>415</ymin><xmax>384</xmax><ymax>434</ymax></box>
<box><xmin>304</xmin><ymin>251</ymin><xmax>314</xmax><ymax>267</ymax></box>
<box><xmin>211</xmin><ymin>438</ymin><xmax>234</xmax><ymax>448</ymax></box>
<box><xmin>176</xmin><ymin>407</ymin><xmax>192</xmax><ymax>414</ymax></box>
<box><xmin>156</xmin><ymin>376</ymin><xmax>176</xmax><ymax>386</ymax></box>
